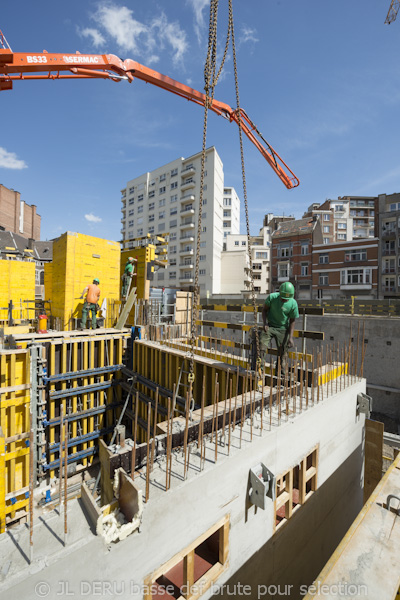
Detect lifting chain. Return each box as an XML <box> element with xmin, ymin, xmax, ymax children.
<box><xmin>189</xmin><ymin>0</ymin><xmax>262</xmax><ymax>393</ymax></box>
<box><xmin>229</xmin><ymin>0</ymin><xmax>261</xmax><ymax>375</ymax></box>
<box><xmin>189</xmin><ymin>0</ymin><xmax>230</xmax><ymax>390</ymax></box>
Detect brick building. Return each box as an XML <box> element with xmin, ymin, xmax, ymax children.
<box><xmin>0</xmin><ymin>184</ymin><xmax>41</xmax><ymax>240</ymax></box>
<box><xmin>271</xmin><ymin>216</ymin><xmax>323</xmax><ymax>300</ymax></box>
<box><xmin>302</xmin><ymin>203</ymin><xmax>335</xmax><ymax>244</ymax></box>
<box><xmin>312</xmin><ymin>238</ymin><xmax>379</xmax><ymax>299</ymax></box>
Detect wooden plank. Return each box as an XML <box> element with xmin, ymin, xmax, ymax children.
<box><xmin>99</xmin><ymin>440</ymin><xmax>114</xmax><ymax>506</ymax></box>
<box><xmin>299</xmin><ymin>458</ymin><xmax>307</xmax><ymax>504</ymax></box>
<box><xmin>305</xmin><ymin>466</ymin><xmax>317</xmax><ymax>482</ymax></box>
<box><xmin>312</xmin><ymin>444</ymin><xmax>319</xmax><ymax>491</ymax></box>
<box><xmin>303</xmin><ymin>455</ymin><xmax>400</xmax><ymax>600</ymax></box>
<box><xmin>0</xmin><ymin>383</ymin><xmax>30</xmax><ymax>394</ymax></box>
<box><xmin>183</xmin><ymin>550</ymin><xmax>195</xmax><ymax>598</ymax></box>
<box><xmin>146</xmin><ymin>514</ymin><xmax>229</xmax><ymax>584</ymax></box>
<box><xmin>115</xmin><ymin>287</ymin><xmax>137</xmax><ymax>329</ymax></box>
<box><xmin>364</xmin><ymin>419</ymin><xmax>384</xmax><ymax>503</ymax></box>
<box><xmin>275</xmin><ymin>490</ymin><xmax>290</xmax><ymax>511</ymax></box>
<box><xmin>5</xmin><ymin>485</ymin><xmax>29</xmax><ymax>501</ymax></box>
<box><xmin>5</xmin><ymin>432</ymin><xmax>29</xmax><ymax>444</ymax></box>
<box><xmin>219</xmin><ymin>518</ymin><xmax>229</xmax><ymax>565</ymax></box>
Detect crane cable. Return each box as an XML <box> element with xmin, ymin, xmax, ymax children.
<box><xmin>188</xmin><ymin>0</ymin><xmax>230</xmax><ymax>390</ymax></box>
<box><xmin>229</xmin><ymin>0</ymin><xmax>261</xmax><ymax>378</ymax></box>
<box><xmin>189</xmin><ymin>0</ymin><xmax>261</xmax><ymax>392</ymax></box>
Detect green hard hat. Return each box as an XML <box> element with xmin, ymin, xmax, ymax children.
<box><xmin>93</xmin><ymin>278</ymin><xmax>100</xmax><ymax>284</ymax></box>
<box><xmin>279</xmin><ymin>281</ymin><xmax>295</xmax><ymax>299</ymax></box>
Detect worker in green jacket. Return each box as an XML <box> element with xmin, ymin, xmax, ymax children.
<box><xmin>122</xmin><ymin>257</ymin><xmax>135</xmax><ymax>297</ymax></box>
<box><xmin>261</xmin><ymin>281</ymin><xmax>299</xmax><ymax>377</ymax></box>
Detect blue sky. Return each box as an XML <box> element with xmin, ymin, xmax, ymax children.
<box><xmin>1</xmin><ymin>0</ymin><xmax>399</xmax><ymax>241</ymax></box>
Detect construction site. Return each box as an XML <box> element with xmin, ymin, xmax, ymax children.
<box><xmin>1</xmin><ymin>2</ymin><xmax>400</xmax><ymax>600</ymax></box>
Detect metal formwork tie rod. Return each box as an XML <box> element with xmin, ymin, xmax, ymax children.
<box><xmin>43</xmin><ymin>401</ymin><xmax>121</xmax><ymax>427</ymax></box>
<box><xmin>44</xmin><ymin>364</ymin><xmax>124</xmax><ymax>384</ymax></box>
<box><xmin>43</xmin><ymin>447</ymin><xmax>97</xmax><ymax>471</ymax></box>
<box><xmin>119</xmin><ymin>382</ymin><xmax>169</xmax><ymax>418</ymax></box>
<box><xmin>49</xmin><ymin>381</ymin><xmax>114</xmax><ymax>400</ymax></box>
<box><xmin>124</xmin><ymin>371</ymin><xmax>189</xmax><ymax>409</ymax></box>
<box><xmin>125</xmin><ymin>408</ymin><xmax>156</xmax><ymax>435</ymax></box>
<box><xmin>48</xmin><ymin>427</ymin><xmax>114</xmax><ymax>454</ymax></box>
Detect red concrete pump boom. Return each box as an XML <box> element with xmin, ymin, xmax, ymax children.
<box><xmin>0</xmin><ymin>46</ymin><xmax>299</xmax><ymax>189</ymax></box>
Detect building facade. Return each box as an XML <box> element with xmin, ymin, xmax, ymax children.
<box><xmin>377</xmin><ymin>192</ymin><xmax>400</xmax><ymax>299</ymax></box>
<box><xmin>222</xmin><ymin>187</ymin><xmax>240</xmax><ymax>250</ymax></box>
<box><xmin>221</xmin><ymin>225</ymin><xmax>271</xmax><ymax>295</ymax></box>
<box><xmin>312</xmin><ymin>238</ymin><xmax>378</xmax><ymax>299</ymax></box>
<box><xmin>342</xmin><ymin>195</ymin><xmax>376</xmax><ymax>239</ymax></box>
<box><xmin>0</xmin><ymin>184</ymin><xmax>41</xmax><ymax>240</ymax></box>
<box><xmin>121</xmin><ymin>147</ymin><xmax>239</xmax><ymax>295</ymax></box>
<box><xmin>303</xmin><ymin>199</ymin><xmax>353</xmax><ymax>244</ymax></box>
<box><xmin>270</xmin><ymin>217</ymin><xmax>323</xmax><ymax>300</ymax></box>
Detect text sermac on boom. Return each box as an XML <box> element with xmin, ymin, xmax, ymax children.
<box><xmin>26</xmin><ymin>55</ymin><xmax>102</xmax><ymax>64</ymax></box>
<box><xmin>0</xmin><ymin>42</ymin><xmax>299</xmax><ymax>190</ymax></box>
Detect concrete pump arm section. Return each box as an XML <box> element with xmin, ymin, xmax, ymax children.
<box><xmin>0</xmin><ymin>46</ymin><xmax>299</xmax><ymax>190</ymax></box>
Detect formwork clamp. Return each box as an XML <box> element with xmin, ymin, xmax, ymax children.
<box><xmin>249</xmin><ymin>463</ymin><xmax>276</xmax><ymax>510</ymax></box>
<box><xmin>357</xmin><ymin>393</ymin><xmax>372</xmax><ymax>418</ymax></box>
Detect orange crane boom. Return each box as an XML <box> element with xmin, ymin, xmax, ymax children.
<box><xmin>0</xmin><ymin>47</ymin><xmax>299</xmax><ymax>189</ymax></box>
<box><xmin>385</xmin><ymin>0</ymin><xmax>400</xmax><ymax>24</ymax></box>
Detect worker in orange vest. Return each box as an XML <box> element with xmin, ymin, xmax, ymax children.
<box><xmin>80</xmin><ymin>278</ymin><xmax>101</xmax><ymax>330</ymax></box>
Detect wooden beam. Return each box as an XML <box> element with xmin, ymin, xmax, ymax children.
<box><xmin>364</xmin><ymin>419</ymin><xmax>384</xmax><ymax>503</ymax></box>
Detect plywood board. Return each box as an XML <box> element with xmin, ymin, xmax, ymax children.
<box><xmin>364</xmin><ymin>418</ymin><xmax>384</xmax><ymax>503</ymax></box>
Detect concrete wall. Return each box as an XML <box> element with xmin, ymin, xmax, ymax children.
<box><xmin>0</xmin><ymin>381</ymin><xmax>366</xmax><ymax>600</ymax></box>
<box><xmin>203</xmin><ymin>309</ymin><xmax>400</xmax><ymax>426</ymax></box>
<box><xmin>220</xmin><ymin>251</ymin><xmax>248</xmax><ymax>294</ymax></box>
<box><xmin>305</xmin><ymin>315</ymin><xmax>400</xmax><ymax>425</ymax></box>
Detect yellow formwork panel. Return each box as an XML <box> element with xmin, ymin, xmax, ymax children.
<box><xmin>0</xmin><ymin>260</ymin><xmax>36</xmax><ymax>322</ymax></box>
<box><xmin>46</xmin><ymin>334</ymin><xmax>125</xmax><ymax>478</ymax></box>
<box><xmin>43</xmin><ymin>262</ymin><xmax>53</xmax><ymax>302</ymax></box>
<box><xmin>318</xmin><ymin>363</ymin><xmax>348</xmax><ymax>385</ymax></box>
<box><xmin>47</xmin><ymin>232</ymin><xmax>121</xmax><ymax>330</ymax></box>
<box><xmin>131</xmin><ymin>340</ymin><xmax>255</xmax><ymax>444</ymax></box>
<box><xmin>0</xmin><ymin>349</ymin><xmax>30</xmax><ymax>532</ymax></box>
<box><xmin>121</xmin><ymin>246</ymin><xmax>155</xmax><ymax>326</ymax></box>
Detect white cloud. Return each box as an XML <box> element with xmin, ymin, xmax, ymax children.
<box><xmin>186</xmin><ymin>0</ymin><xmax>209</xmax><ymax>44</ymax></box>
<box><xmin>150</xmin><ymin>13</ymin><xmax>188</xmax><ymax>65</ymax></box>
<box><xmin>84</xmin><ymin>3</ymin><xmax>188</xmax><ymax>65</ymax></box>
<box><xmin>85</xmin><ymin>213</ymin><xmax>102</xmax><ymax>223</ymax></box>
<box><xmin>94</xmin><ymin>4</ymin><xmax>148</xmax><ymax>53</ymax></box>
<box><xmin>239</xmin><ymin>25</ymin><xmax>259</xmax><ymax>46</ymax></box>
<box><xmin>0</xmin><ymin>147</ymin><xmax>27</xmax><ymax>170</ymax></box>
<box><xmin>79</xmin><ymin>27</ymin><xmax>106</xmax><ymax>47</ymax></box>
